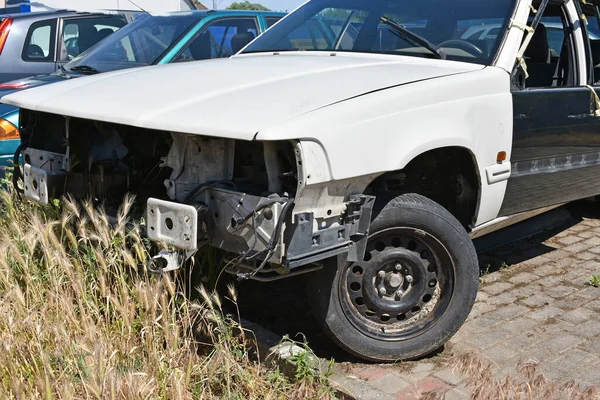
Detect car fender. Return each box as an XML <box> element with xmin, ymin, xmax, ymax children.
<box><xmin>259</xmin><ymin>66</ymin><xmax>513</xmax><ymax>226</ymax></box>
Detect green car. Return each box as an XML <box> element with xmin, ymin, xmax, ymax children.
<box><xmin>0</xmin><ymin>9</ymin><xmax>286</xmax><ymax>173</ymax></box>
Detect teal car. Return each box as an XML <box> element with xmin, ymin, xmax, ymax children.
<box><xmin>0</xmin><ymin>9</ymin><xmax>286</xmax><ymax>171</ymax></box>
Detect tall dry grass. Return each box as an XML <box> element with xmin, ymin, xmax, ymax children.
<box><xmin>0</xmin><ymin>185</ymin><xmax>335</xmax><ymax>399</ymax></box>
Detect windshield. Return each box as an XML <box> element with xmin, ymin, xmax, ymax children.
<box><xmin>64</xmin><ymin>13</ymin><xmax>201</xmax><ymax>73</ymax></box>
<box><xmin>242</xmin><ymin>0</ymin><xmax>516</xmax><ymax>65</ymax></box>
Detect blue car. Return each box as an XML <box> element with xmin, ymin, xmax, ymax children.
<box><xmin>0</xmin><ymin>9</ymin><xmax>285</xmax><ymax>171</ymax></box>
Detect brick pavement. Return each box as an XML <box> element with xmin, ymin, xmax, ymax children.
<box><xmin>335</xmin><ymin>207</ymin><xmax>600</xmax><ymax>399</ymax></box>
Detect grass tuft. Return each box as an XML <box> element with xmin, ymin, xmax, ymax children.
<box><xmin>0</xmin><ymin>185</ymin><xmax>335</xmax><ymax>399</ymax></box>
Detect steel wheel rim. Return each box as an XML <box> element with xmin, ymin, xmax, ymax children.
<box><xmin>339</xmin><ymin>227</ymin><xmax>455</xmax><ymax>341</ymax></box>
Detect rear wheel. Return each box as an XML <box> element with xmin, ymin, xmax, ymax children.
<box><xmin>307</xmin><ymin>193</ymin><xmax>479</xmax><ymax>362</ymax></box>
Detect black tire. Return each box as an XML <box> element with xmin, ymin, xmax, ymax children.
<box><xmin>307</xmin><ymin>193</ymin><xmax>479</xmax><ymax>362</ymax></box>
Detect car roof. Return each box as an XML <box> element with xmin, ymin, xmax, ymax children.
<box><xmin>1</xmin><ymin>10</ymin><xmax>118</xmax><ymax>20</ymax></box>
<box><xmin>150</xmin><ymin>9</ymin><xmax>285</xmax><ymax>17</ymax></box>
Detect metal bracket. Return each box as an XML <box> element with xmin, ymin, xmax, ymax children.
<box><xmin>23</xmin><ymin>164</ymin><xmax>66</xmax><ymax>205</ymax></box>
<box><xmin>146</xmin><ymin>249</ymin><xmax>196</xmax><ymax>274</ymax></box>
<box><xmin>147</xmin><ymin>198</ymin><xmax>199</xmax><ymax>251</ymax></box>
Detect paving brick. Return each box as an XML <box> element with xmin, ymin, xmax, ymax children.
<box><xmin>410</xmin><ymin>362</ymin><xmax>435</xmax><ymax>375</ymax></box>
<box><xmin>528</xmin><ymin>306</ymin><xmax>563</xmax><ymax>321</ymax></box>
<box><xmin>489</xmin><ymin>304</ymin><xmax>529</xmax><ymax>321</ymax></box>
<box><xmin>551</xmin><ymin>349</ymin><xmax>600</xmax><ymax>372</ymax></box>
<box><xmin>467</xmin><ymin>329</ymin><xmax>511</xmax><ymax>349</ymax></box>
<box><xmin>584</xmin><ymin>299</ymin><xmax>600</xmax><ymax>311</ymax></box>
<box><xmin>544</xmin><ymin>334</ymin><xmax>582</xmax><ymax>354</ymax></box>
<box><xmin>506</xmin><ymin>331</ymin><xmax>546</xmax><ymax>350</ymax></box>
<box><xmin>554</xmin><ymin>295</ymin><xmax>591</xmax><ymax>310</ymax></box>
<box><xmin>584</xmin><ymin>236</ymin><xmax>600</xmax><ymax>246</ymax></box>
<box><xmin>544</xmin><ymin>285</ymin><xmax>579</xmax><ymax>298</ymax></box>
<box><xmin>576</xmin><ymin>231</ymin><xmax>596</xmax><ymax>239</ymax></box>
<box><xmin>353</xmin><ymin>366</ymin><xmax>390</xmax><ymax>382</ymax></box>
<box><xmin>537</xmin><ymin>275</ymin><xmax>567</xmax><ymax>287</ymax></box>
<box><xmin>557</xmin><ymin>307</ymin><xmax>598</xmax><ymax>325</ymax></box>
<box><xmin>373</xmin><ymin>372</ymin><xmax>411</xmax><ymax>394</ymax></box>
<box><xmin>486</xmin><ymin>291</ymin><xmax>520</xmax><ymax>306</ymax></box>
<box><xmin>574</xmin><ymin>287</ymin><xmax>600</xmax><ymax>299</ymax></box>
<box><xmin>564</xmin><ymin>242</ymin><xmax>593</xmax><ymax>253</ymax></box>
<box><xmin>568</xmin><ymin>321</ymin><xmax>600</xmax><ymax>339</ymax></box>
<box><xmin>578</xmin><ymin>339</ymin><xmax>600</xmax><ymax>357</ymax></box>
<box><xmin>501</xmin><ymin>317</ymin><xmax>540</xmax><ymax>333</ymax></box>
<box><xmin>467</xmin><ymin>301</ymin><xmax>495</xmax><ymax>320</ymax></box>
<box><xmin>433</xmin><ymin>368</ymin><xmax>463</xmax><ymax>386</ymax></box>
<box><xmin>589</xmin><ymin>246</ymin><xmax>600</xmax><ymax>254</ymax></box>
<box><xmin>576</xmin><ymin>252</ymin><xmax>598</xmax><ymax>261</ymax></box>
<box><xmin>507</xmin><ymin>284</ymin><xmax>544</xmax><ymax>299</ymax></box>
<box><xmin>443</xmin><ymin>389</ymin><xmax>469</xmax><ymax>400</ymax></box>
<box><xmin>558</xmin><ymin>236</ymin><xmax>583</xmax><ymax>245</ymax></box>
<box><xmin>508</xmin><ymin>272</ymin><xmax>539</xmax><ymax>285</ymax></box>
<box><xmin>482</xmin><ymin>282</ymin><xmax>514</xmax><ymax>295</ymax></box>
<box><xmin>415</xmin><ymin>376</ymin><xmax>450</xmax><ymax>395</ymax></box>
<box><xmin>575</xmin><ymin>365</ymin><xmax>600</xmax><ymax>386</ymax></box>
<box><xmin>484</xmin><ymin>343</ymin><xmax>518</xmax><ymax>363</ymax></box>
<box><xmin>524</xmin><ymin>255</ymin><xmax>552</xmax><ymax>267</ymax></box>
<box><xmin>520</xmin><ymin>293</ymin><xmax>554</xmax><ymax>308</ymax></box>
<box><xmin>531</xmin><ymin>264</ymin><xmax>562</xmax><ymax>277</ymax></box>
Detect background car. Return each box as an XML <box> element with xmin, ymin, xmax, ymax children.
<box><xmin>0</xmin><ymin>10</ymin><xmax>285</xmax><ymax>173</ymax></box>
<box><xmin>0</xmin><ymin>10</ymin><xmax>130</xmax><ymax>83</ymax></box>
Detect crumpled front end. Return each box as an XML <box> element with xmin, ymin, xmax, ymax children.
<box><xmin>17</xmin><ymin>110</ymin><xmax>376</xmax><ymax>280</ymax></box>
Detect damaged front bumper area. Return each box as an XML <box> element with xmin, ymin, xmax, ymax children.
<box><xmin>16</xmin><ymin>111</ymin><xmax>375</xmax><ymax>281</ymax></box>
<box><xmin>145</xmin><ymin>190</ymin><xmax>374</xmax><ymax>280</ymax></box>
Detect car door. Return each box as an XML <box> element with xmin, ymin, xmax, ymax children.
<box><xmin>499</xmin><ymin>3</ymin><xmax>600</xmax><ymax>217</ymax></box>
<box><xmin>56</xmin><ymin>15</ymin><xmax>127</xmax><ymax>69</ymax></box>
<box><xmin>173</xmin><ymin>16</ymin><xmax>260</xmax><ymax>62</ymax></box>
<box><xmin>20</xmin><ymin>18</ymin><xmax>58</xmax><ymax>78</ymax></box>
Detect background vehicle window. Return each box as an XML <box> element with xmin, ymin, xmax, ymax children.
<box><xmin>266</xmin><ymin>16</ymin><xmax>282</xmax><ymax>28</ymax></box>
<box><xmin>23</xmin><ymin>19</ymin><xmax>56</xmax><ymax>62</ymax></box>
<box><xmin>64</xmin><ymin>14</ymin><xmax>199</xmax><ymax>73</ymax></box>
<box><xmin>175</xmin><ymin>18</ymin><xmax>259</xmax><ymax>62</ymax></box>
<box><xmin>60</xmin><ymin>17</ymin><xmax>126</xmax><ymax>61</ymax></box>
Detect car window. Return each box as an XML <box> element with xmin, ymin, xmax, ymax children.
<box><xmin>23</xmin><ymin>19</ymin><xmax>56</xmax><ymax>62</ymax></box>
<box><xmin>243</xmin><ymin>0</ymin><xmax>516</xmax><ymax>66</ymax></box>
<box><xmin>266</xmin><ymin>16</ymin><xmax>282</xmax><ymax>28</ymax></box>
<box><xmin>59</xmin><ymin>17</ymin><xmax>126</xmax><ymax>62</ymax></box>
<box><xmin>520</xmin><ymin>8</ymin><xmax>575</xmax><ymax>88</ymax></box>
<box><xmin>64</xmin><ymin>13</ymin><xmax>199</xmax><ymax>73</ymax></box>
<box><xmin>175</xmin><ymin>17</ymin><xmax>259</xmax><ymax>62</ymax></box>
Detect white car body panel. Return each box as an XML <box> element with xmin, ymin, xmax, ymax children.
<box><xmin>2</xmin><ymin>54</ymin><xmax>482</xmax><ymax>141</ymax></box>
<box><xmin>261</xmin><ymin>66</ymin><xmax>513</xmax><ymax>226</ymax></box>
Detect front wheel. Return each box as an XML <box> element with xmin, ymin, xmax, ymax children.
<box><xmin>307</xmin><ymin>193</ymin><xmax>479</xmax><ymax>362</ymax></box>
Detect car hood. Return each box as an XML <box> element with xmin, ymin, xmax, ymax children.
<box><xmin>0</xmin><ymin>74</ymin><xmax>70</xmax><ymax>99</ymax></box>
<box><xmin>2</xmin><ymin>53</ymin><xmax>483</xmax><ymax>140</ymax></box>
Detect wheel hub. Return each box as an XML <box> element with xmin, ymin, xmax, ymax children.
<box><xmin>341</xmin><ymin>228</ymin><xmax>453</xmax><ymax>338</ymax></box>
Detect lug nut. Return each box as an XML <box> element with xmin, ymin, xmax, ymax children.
<box><xmin>379</xmin><ymin>287</ymin><xmax>387</xmax><ymax>296</ymax></box>
<box><xmin>395</xmin><ymin>263</ymin><xmax>402</xmax><ymax>271</ymax></box>
<box><xmin>395</xmin><ymin>290</ymin><xmax>404</xmax><ymax>300</ymax></box>
<box><xmin>378</xmin><ymin>271</ymin><xmax>386</xmax><ymax>279</ymax></box>
<box><xmin>405</xmin><ymin>275</ymin><xmax>414</xmax><ymax>283</ymax></box>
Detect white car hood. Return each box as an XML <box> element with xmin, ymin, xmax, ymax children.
<box><xmin>2</xmin><ymin>53</ymin><xmax>483</xmax><ymax>140</ymax></box>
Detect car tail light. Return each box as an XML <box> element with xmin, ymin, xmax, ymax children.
<box><xmin>0</xmin><ymin>18</ymin><xmax>13</xmax><ymax>55</ymax></box>
<box><xmin>0</xmin><ymin>118</ymin><xmax>19</xmax><ymax>140</ymax></box>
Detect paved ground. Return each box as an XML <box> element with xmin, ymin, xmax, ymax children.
<box><xmin>333</xmin><ymin>204</ymin><xmax>600</xmax><ymax>399</ymax></box>
<box><xmin>239</xmin><ymin>202</ymin><xmax>600</xmax><ymax>399</ymax></box>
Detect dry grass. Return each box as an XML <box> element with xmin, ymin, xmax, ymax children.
<box><xmin>0</xmin><ymin>186</ymin><xmax>336</xmax><ymax>399</ymax></box>
<box><xmin>446</xmin><ymin>352</ymin><xmax>600</xmax><ymax>400</ymax></box>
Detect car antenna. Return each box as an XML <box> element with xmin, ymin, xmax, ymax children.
<box><xmin>126</xmin><ymin>0</ymin><xmax>152</xmax><ymax>15</ymax></box>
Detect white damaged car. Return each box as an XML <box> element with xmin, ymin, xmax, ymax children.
<box><xmin>5</xmin><ymin>0</ymin><xmax>600</xmax><ymax>361</ymax></box>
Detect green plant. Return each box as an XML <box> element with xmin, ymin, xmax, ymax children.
<box><xmin>589</xmin><ymin>275</ymin><xmax>600</xmax><ymax>287</ymax></box>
